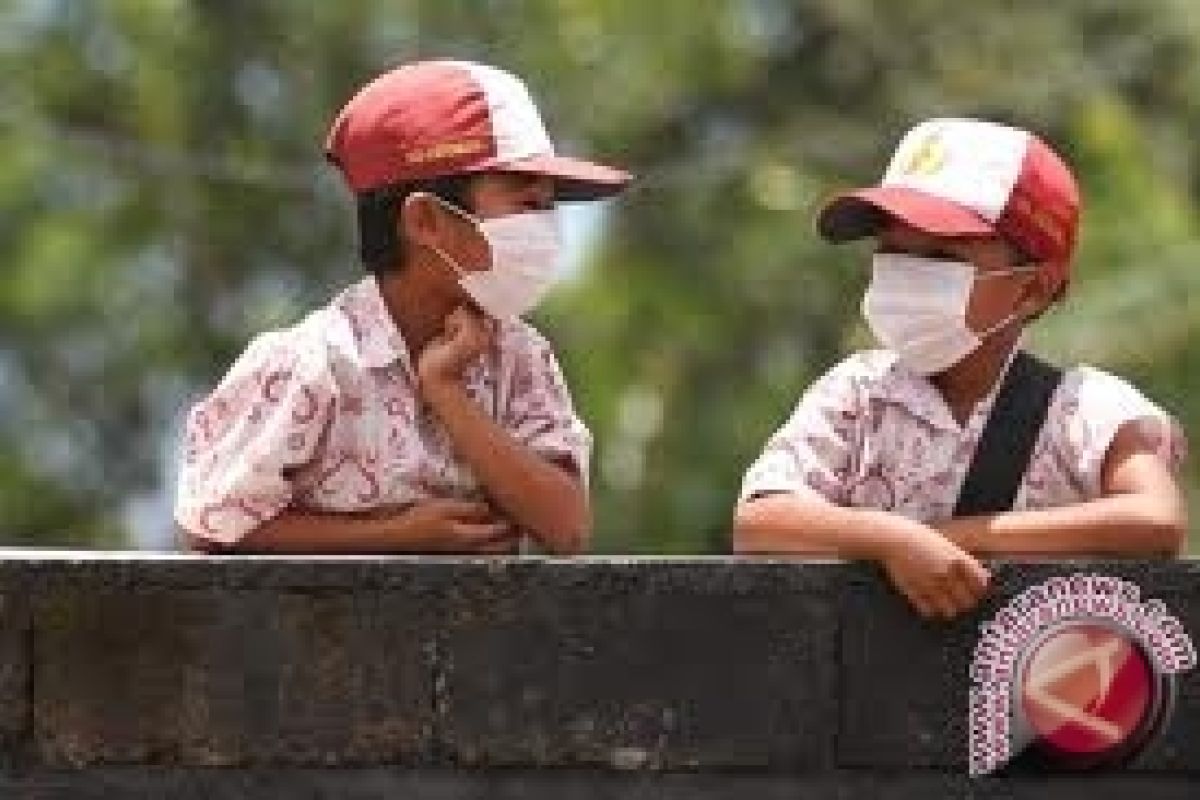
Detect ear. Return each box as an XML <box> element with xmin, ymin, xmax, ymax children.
<box><xmin>1019</xmin><ymin>264</ymin><xmax>1060</xmax><ymax>318</ymax></box>
<box><xmin>398</xmin><ymin>192</ymin><xmax>447</xmax><ymax>250</ymax></box>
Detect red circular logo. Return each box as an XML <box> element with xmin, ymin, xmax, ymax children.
<box><xmin>1018</xmin><ymin>621</ymin><xmax>1159</xmax><ymax>765</ymax></box>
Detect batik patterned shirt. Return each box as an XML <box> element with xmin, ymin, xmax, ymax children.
<box><xmin>176</xmin><ymin>276</ymin><xmax>589</xmax><ymax>545</ymax></box>
<box><xmin>740</xmin><ymin>350</ymin><xmax>1186</xmax><ymax>521</ymax></box>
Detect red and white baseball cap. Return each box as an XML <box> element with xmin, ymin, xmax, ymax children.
<box><xmin>325</xmin><ymin>60</ymin><xmax>632</xmax><ymax>201</ymax></box>
<box><xmin>817</xmin><ymin>118</ymin><xmax>1080</xmax><ymax>289</ymax></box>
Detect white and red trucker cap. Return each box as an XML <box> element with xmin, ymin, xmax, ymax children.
<box><xmin>817</xmin><ymin>118</ymin><xmax>1081</xmax><ymax>291</ymax></box>
<box><xmin>325</xmin><ymin>60</ymin><xmax>632</xmax><ymax>201</ymax></box>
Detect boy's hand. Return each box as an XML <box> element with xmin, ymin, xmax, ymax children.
<box><xmin>935</xmin><ymin>517</ymin><xmax>982</xmax><ymax>552</ymax></box>
<box><xmin>880</xmin><ymin>522</ymin><xmax>991</xmax><ymax>620</ymax></box>
<box><xmin>388</xmin><ymin>498</ymin><xmax>518</xmax><ymax>553</ymax></box>
<box><xmin>417</xmin><ymin>306</ymin><xmax>495</xmax><ymax>394</ymax></box>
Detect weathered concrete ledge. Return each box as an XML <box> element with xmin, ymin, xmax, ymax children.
<box><xmin>0</xmin><ymin>551</ymin><xmax>1196</xmax><ymax>798</ymax></box>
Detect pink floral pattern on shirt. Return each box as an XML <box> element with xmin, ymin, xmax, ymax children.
<box><xmin>176</xmin><ymin>276</ymin><xmax>590</xmax><ymax>545</ymax></box>
<box><xmin>740</xmin><ymin>350</ymin><xmax>1187</xmax><ymax>522</ymax></box>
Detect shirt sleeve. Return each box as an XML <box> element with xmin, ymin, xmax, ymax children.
<box><xmin>1059</xmin><ymin>367</ymin><xmax>1188</xmax><ymax>497</ymax></box>
<box><xmin>502</xmin><ymin>328</ymin><xmax>592</xmax><ymax>486</ymax></box>
<box><xmin>174</xmin><ymin>328</ymin><xmax>335</xmax><ymax>546</ymax></box>
<box><xmin>738</xmin><ymin>355</ymin><xmax>870</xmax><ymax>504</ymax></box>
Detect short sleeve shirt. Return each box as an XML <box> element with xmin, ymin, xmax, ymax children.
<box><xmin>739</xmin><ymin>349</ymin><xmax>1187</xmax><ymax>522</ymax></box>
<box><xmin>175</xmin><ymin>276</ymin><xmax>591</xmax><ymax>545</ymax></box>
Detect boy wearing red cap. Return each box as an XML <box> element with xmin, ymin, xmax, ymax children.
<box><xmin>175</xmin><ymin>60</ymin><xmax>630</xmax><ymax>553</ymax></box>
<box><xmin>734</xmin><ymin>119</ymin><xmax>1187</xmax><ymax>619</ymax></box>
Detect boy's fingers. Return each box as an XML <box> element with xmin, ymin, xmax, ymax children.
<box><xmin>473</xmin><ymin>534</ymin><xmax>521</xmax><ymax>554</ymax></box>
<box><xmin>894</xmin><ymin>576</ymin><xmax>937</xmax><ymax>619</ymax></box>
<box><xmin>913</xmin><ymin>594</ymin><xmax>941</xmax><ymax>619</ymax></box>
<box><xmin>455</xmin><ymin>505</ymin><xmax>499</xmax><ymax>524</ymax></box>
<box><xmin>943</xmin><ymin>564</ymin><xmax>986</xmax><ymax>607</ymax></box>
<box><xmin>474</xmin><ymin>526</ymin><xmax>520</xmax><ymax>553</ymax></box>
<box><xmin>955</xmin><ymin>558</ymin><xmax>991</xmax><ymax>595</ymax></box>
<box><xmin>449</xmin><ymin>306</ymin><xmax>488</xmax><ymax>338</ymax></box>
<box><xmin>926</xmin><ymin>588</ymin><xmax>959</xmax><ymax>620</ymax></box>
<box><xmin>447</xmin><ymin>306</ymin><xmax>474</xmax><ymax>330</ymax></box>
<box><xmin>917</xmin><ymin>570</ymin><xmax>967</xmax><ymax>619</ymax></box>
<box><xmin>430</xmin><ymin>499</ymin><xmax>493</xmax><ymax>520</ymax></box>
<box><xmin>453</xmin><ymin>520</ymin><xmax>513</xmax><ymax>541</ymax></box>
<box><xmin>939</xmin><ymin>568</ymin><xmax>992</xmax><ymax>618</ymax></box>
<box><xmin>458</xmin><ymin>303</ymin><xmax>489</xmax><ymax>326</ymax></box>
<box><xmin>442</xmin><ymin>310</ymin><xmax>479</xmax><ymax>348</ymax></box>
<box><xmin>941</xmin><ymin>576</ymin><xmax>978</xmax><ymax>614</ymax></box>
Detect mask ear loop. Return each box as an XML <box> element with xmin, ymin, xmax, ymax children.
<box><xmin>426</xmin><ymin>242</ymin><xmax>468</xmax><ymax>280</ymax></box>
<box><xmin>408</xmin><ymin>192</ymin><xmax>488</xmax><ymax>279</ymax></box>
<box><xmin>1008</xmin><ymin>266</ymin><xmax>1050</xmax><ymax>324</ymax></box>
<box><xmin>973</xmin><ymin>267</ymin><xmax>1042</xmax><ymax>340</ymax></box>
<box><xmin>423</xmin><ymin>192</ymin><xmax>484</xmax><ymax>227</ymax></box>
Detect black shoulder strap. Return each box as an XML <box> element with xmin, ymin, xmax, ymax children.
<box><xmin>953</xmin><ymin>351</ymin><xmax>1065</xmax><ymax>517</ymax></box>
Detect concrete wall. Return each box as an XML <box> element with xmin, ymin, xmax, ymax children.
<box><xmin>0</xmin><ymin>553</ymin><xmax>1196</xmax><ymax>797</ymax></box>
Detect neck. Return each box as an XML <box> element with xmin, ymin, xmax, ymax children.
<box><xmin>374</xmin><ymin>256</ymin><xmax>459</xmax><ymax>360</ymax></box>
<box><xmin>930</xmin><ymin>326</ymin><xmax>1023</xmax><ymax>424</ymax></box>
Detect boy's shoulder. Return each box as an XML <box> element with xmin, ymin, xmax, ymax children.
<box><xmin>783</xmin><ymin>349</ymin><xmax>908</xmax><ymax>417</ymax></box>
<box><xmin>815</xmin><ymin>348</ymin><xmax>903</xmax><ymax>394</ymax></box>
<box><xmin>1051</xmin><ymin>361</ymin><xmax>1187</xmax><ymax>473</ymax></box>
<box><xmin>233</xmin><ymin>303</ymin><xmax>337</xmax><ymax>378</ymax></box>
<box><xmin>1060</xmin><ymin>362</ymin><xmax>1137</xmax><ymax>389</ymax></box>
<box><xmin>820</xmin><ymin>353</ymin><xmax>1167</xmax><ymax>414</ymax></box>
<box><xmin>832</xmin><ymin>348</ymin><xmax>900</xmax><ymax>377</ymax></box>
<box><xmin>1054</xmin><ymin>362</ymin><xmax>1169</xmax><ymax>418</ymax></box>
<box><xmin>197</xmin><ymin>303</ymin><xmax>340</xmax><ymax>410</ymax></box>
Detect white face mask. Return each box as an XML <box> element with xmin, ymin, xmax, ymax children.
<box><xmin>428</xmin><ymin>197</ymin><xmax>562</xmax><ymax>320</ymax></box>
<box><xmin>862</xmin><ymin>253</ymin><xmax>1034</xmax><ymax>376</ymax></box>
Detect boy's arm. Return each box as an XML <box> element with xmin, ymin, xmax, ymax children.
<box><xmin>418</xmin><ymin>308</ymin><xmax>589</xmax><ymax>555</ymax></box>
<box><xmin>175</xmin><ymin>332</ymin><xmax>339</xmax><ymax>550</ymax></box>
<box><xmin>938</xmin><ymin>422</ymin><xmax>1187</xmax><ymax>557</ymax></box>
<box><xmin>735</xmin><ymin>491</ymin><xmax>920</xmax><ymax>558</ymax></box>
<box><xmin>184</xmin><ymin>499</ymin><xmax>517</xmax><ymax>554</ymax></box>
<box><xmin>734</xmin><ymin>492</ymin><xmax>990</xmax><ymax>620</ymax></box>
<box><xmin>732</xmin><ymin>352</ymin><xmax>987</xmax><ymax>619</ymax></box>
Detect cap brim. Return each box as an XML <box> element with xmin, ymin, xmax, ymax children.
<box><xmin>473</xmin><ymin>154</ymin><xmax>633</xmax><ymax>201</ymax></box>
<box><xmin>816</xmin><ymin>187</ymin><xmax>995</xmax><ymax>243</ymax></box>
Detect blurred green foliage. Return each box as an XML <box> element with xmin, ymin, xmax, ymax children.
<box><xmin>0</xmin><ymin>0</ymin><xmax>1196</xmax><ymax>551</ymax></box>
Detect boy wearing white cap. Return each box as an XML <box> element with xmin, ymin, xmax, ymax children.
<box><xmin>734</xmin><ymin>119</ymin><xmax>1187</xmax><ymax>619</ymax></box>
<box><xmin>175</xmin><ymin>60</ymin><xmax>630</xmax><ymax>553</ymax></box>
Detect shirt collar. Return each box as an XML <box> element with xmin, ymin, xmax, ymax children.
<box><xmin>872</xmin><ymin>342</ymin><xmax>1025</xmax><ymax>433</ymax></box>
<box><xmin>333</xmin><ymin>276</ymin><xmax>414</xmax><ymax>373</ymax></box>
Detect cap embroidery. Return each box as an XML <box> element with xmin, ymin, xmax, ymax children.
<box><xmin>901</xmin><ymin>129</ymin><xmax>948</xmax><ymax>177</ymax></box>
<box><xmin>405</xmin><ymin>139</ymin><xmax>488</xmax><ymax>165</ymax></box>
